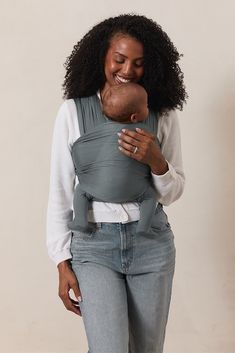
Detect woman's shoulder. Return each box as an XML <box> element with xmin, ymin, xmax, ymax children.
<box><xmin>53</xmin><ymin>99</ymin><xmax>79</xmax><ymax>142</ymax></box>
<box><xmin>55</xmin><ymin>99</ymin><xmax>77</xmax><ymax>126</ymax></box>
<box><xmin>58</xmin><ymin>95</ymin><xmax>98</xmax><ymax>118</ymax></box>
<box><xmin>58</xmin><ymin>98</ymin><xmax>76</xmax><ymax>115</ymax></box>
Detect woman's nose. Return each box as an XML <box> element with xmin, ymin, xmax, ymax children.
<box><xmin>122</xmin><ymin>62</ymin><xmax>134</xmax><ymax>76</ymax></box>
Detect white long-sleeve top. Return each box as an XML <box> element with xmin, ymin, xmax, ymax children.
<box><xmin>46</xmin><ymin>97</ymin><xmax>185</xmax><ymax>265</ymax></box>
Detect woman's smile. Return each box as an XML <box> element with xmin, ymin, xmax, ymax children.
<box><xmin>114</xmin><ymin>74</ymin><xmax>134</xmax><ymax>84</ymax></box>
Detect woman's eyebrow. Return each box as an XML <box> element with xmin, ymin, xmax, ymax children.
<box><xmin>114</xmin><ymin>51</ymin><xmax>144</xmax><ymax>60</ymax></box>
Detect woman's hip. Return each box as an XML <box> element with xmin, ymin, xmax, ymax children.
<box><xmin>70</xmin><ymin>206</ymin><xmax>176</xmax><ymax>275</ymax></box>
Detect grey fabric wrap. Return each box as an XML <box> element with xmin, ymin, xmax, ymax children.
<box><xmin>68</xmin><ymin>95</ymin><xmax>159</xmax><ymax>233</ymax></box>
<box><xmin>72</xmin><ymin>121</ymin><xmax>154</xmax><ymax>202</ymax></box>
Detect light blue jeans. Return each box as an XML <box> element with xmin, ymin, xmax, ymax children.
<box><xmin>70</xmin><ymin>204</ymin><xmax>176</xmax><ymax>353</ymax></box>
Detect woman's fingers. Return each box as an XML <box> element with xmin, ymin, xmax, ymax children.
<box><xmin>59</xmin><ymin>285</ymin><xmax>82</xmax><ymax>316</ymax></box>
<box><xmin>118</xmin><ymin>138</ymin><xmax>140</xmax><ymax>153</ymax></box>
<box><xmin>118</xmin><ymin>128</ymin><xmax>155</xmax><ymax>151</ymax></box>
<box><xmin>118</xmin><ymin>127</ymin><xmax>161</xmax><ymax>168</ymax></box>
<box><xmin>135</xmin><ymin>127</ymin><xmax>156</xmax><ymax>140</ymax></box>
<box><xmin>118</xmin><ymin>128</ymin><xmax>154</xmax><ymax>159</ymax></box>
<box><xmin>118</xmin><ymin>145</ymin><xmax>141</xmax><ymax>160</ymax></box>
<box><xmin>117</xmin><ymin>129</ymin><xmax>141</xmax><ymax>155</ymax></box>
<box><xmin>70</xmin><ymin>298</ymin><xmax>79</xmax><ymax>305</ymax></box>
<box><xmin>119</xmin><ymin>128</ymin><xmax>155</xmax><ymax>142</ymax></box>
<box><xmin>58</xmin><ymin>267</ymin><xmax>82</xmax><ymax>316</ymax></box>
<box><xmin>118</xmin><ymin>130</ymin><xmax>141</xmax><ymax>145</ymax></box>
<box><xmin>70</xmin><ymin>277</ymin><xmax>82</xmax><ymax>303</ymax></box>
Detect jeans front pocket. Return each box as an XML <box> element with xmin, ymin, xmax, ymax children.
<box><xmin>70</xmin><ymin>224</ymin><xmax>100</xmax><ymax>260</ymax></box>
<box><xmin>71</xmin><ymin>221</ymin><xmax>100</xmax><ymax>240</ymax></box>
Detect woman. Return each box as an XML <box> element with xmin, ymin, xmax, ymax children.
<box><xmin>47</xmin><ymin>14</ymin><xmax>187</xmax><ymax>353</ymax></box>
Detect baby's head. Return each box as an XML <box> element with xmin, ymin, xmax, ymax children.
<box><xmin>102</xmin><ymin>83</ymin><xmax>149</xmax><ymax>123</ymax></box>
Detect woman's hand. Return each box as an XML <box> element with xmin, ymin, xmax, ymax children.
<box><xmin>118</xmin><ymin>127</ymin><xmax>169</xmax><ymax>175</ymax></box>
<box><xmin>57</xmin><ymin>260</ymin><xmax>82</xmax><ymax>316</ymax></box>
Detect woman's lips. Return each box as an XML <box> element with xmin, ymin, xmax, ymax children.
<box><xmin>114</xmin><ymin>74</ymin><xmax>134</xmax><ymax>84</ymax></box>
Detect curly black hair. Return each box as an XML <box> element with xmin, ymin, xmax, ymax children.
<box><xmin>63</xmin><ymin>14</ymin><xmax>187</xmax><ymax>115</ymax></box>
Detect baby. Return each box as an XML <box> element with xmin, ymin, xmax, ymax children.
<box><xmin>68</xmin><ymin>83</ymin><xmax>157</xmax><ymax>235</ymax></box>
<box><xmin>102</xmin><ymin>82</ymin><xmax>149</xmax><ymax>123</ymax></box>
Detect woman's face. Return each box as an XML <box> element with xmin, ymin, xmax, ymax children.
<box><xmin>103</xmin><ymin>34</ymin><xmax>144</xmax><ymax>91</ymax></box>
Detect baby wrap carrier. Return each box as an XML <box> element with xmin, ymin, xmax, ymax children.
<box><xmin>68</xmin><ymin>94</ymin><xmax>159</xmax><ymax>234</ymax></box>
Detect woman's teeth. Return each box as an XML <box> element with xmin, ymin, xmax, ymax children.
<box><xmin>115</xmin><ymin>75</ymin><xmax>132</xmax><ymax>83</ymax></box>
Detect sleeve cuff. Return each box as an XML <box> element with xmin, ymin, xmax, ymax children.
<box><xmin>151</xmin><ymin>161</ymin><xmax>175</xmax><ymax>187</ymax></box>
<box><xmin>51</xmin><ymin>249</ymin><xmax>72</xmax><ymax>266</ymax></box>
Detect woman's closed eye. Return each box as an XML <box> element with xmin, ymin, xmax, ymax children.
<box><xmin>134</xmin><ymin>61</ymin><xmax>144</xmax><ymax>68</ymax></box>
<box><xmin>115</xmin><ymin>59</ymin><xmax>125</xmax><ymax>64</ymax></box>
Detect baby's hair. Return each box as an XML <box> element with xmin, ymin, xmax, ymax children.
<box><xmin>102</xmin><ymin>83</ymin><xmax>147</xmax><ymax>122</ymax></box>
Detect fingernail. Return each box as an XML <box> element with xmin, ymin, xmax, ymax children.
<box><xmin>122</xmin><ymin>129</ymin><xmax>126</xmax><ymax>133</ymax></box>
<box><xmin>118</xmin><ymin>139</ymin><xmax>121</xmax><ymax>143</ymax></box>
<box><xmin>118</xmin><ymin>146</ymin><xmax>122</xmax><ymax>151</ymax></box>
<box><xmin>77</xmin><ymin>296</ymin><xmax>82</xmax><ymax>302</ymax></box>
<box><xmin>117</xmin><ymin>132</ymin><xmax>121</xmax><ymax>137</ymax></box>
<box><xmin>136</xmin><ymin>128</ymin><xmax>141</xmax><ymax>132</ymax></box>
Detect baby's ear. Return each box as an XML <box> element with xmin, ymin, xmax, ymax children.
<box><xmin>130</xmin><ymin>114</ymin><xmax>138</xmax><ymax>122</ymax></box>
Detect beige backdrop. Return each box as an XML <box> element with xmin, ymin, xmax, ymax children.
<box><xmin>0</xmin><ymin>0</ymin><xmax>234</xmax><ymax>352</ymax></box>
